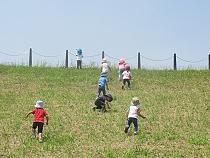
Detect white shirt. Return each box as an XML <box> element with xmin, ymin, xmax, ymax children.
<box><xmin>122</xmin><ymin>70</ymin><xmax>131</xmax><ymax>79</ymax></box>
<box><xmin>76</xmin><ymin>54</ymin><xmax>83</xmax><ymax>60</ymax></box>
<box><xmin>128</xmin><ymin>105</ymin><xmax>139</xmax><ymax>119</ymax></box>
<box><xmin>101</xmin><ymin>63</ymin><xmax>109</xmax><ymax>73</ymax></box>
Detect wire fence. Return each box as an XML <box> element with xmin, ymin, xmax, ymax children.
<box><xmin>0</xmin><ymin>48</ymin><xmax>209</xmax><ymax>70</ymax></box>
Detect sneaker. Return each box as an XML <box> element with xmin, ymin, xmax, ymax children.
<box><xmin>134</xmin><ymin>131</ymin><xmax>138</xmax><ymax>135</ymax></box>
<box><xmin>124</xmin><ymin>125</ymin><xmax>129</xmax><ymax>133</ymax></box>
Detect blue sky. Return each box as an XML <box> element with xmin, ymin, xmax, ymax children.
<box><xmin>0</xmin><ymin>0</ymin><xmax>210</xmax><ymax>69</ymax></box>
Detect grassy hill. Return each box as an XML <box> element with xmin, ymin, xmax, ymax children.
<box><xmin>0</xmin><ymin>65</ymin><xmax>209</xmax><ymax>158</ymax></box>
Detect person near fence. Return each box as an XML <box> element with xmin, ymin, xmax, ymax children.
<box><xmin>97</xmin><ymin>72</ymin><xmax>109</xmax><ymax>97</ymax></box>
<box><xmin>122</xmin><ymin>64</ymin><xmax>132</xmax><ymax>89</ymax></box>
<box><xmin>124</xmin><ymin>97</ymin><xmax>146</xmax><ymax>135</ymax></box>
<box><xmin>26</xmin><ymin>100</ymin><xmax>49</xmax><ymax>142</ymax></box>
<box><xmin>118</xmin><ymin>58</ymin><xmax>126</xmax><ymax>81</ymax></box>
<box><xmin>76</xmin><ymin>49</ymin><xmax>83</xmax><ymax>69</ymax></box>
<box><xmin>93</xmin><ymin>93</ymin><xmax>113</xmax><ymax>112</ymax></box>
<box><xmin>101</xmin><ymin>58</ymin><xmax>111</xmax><ymax>77</ymax></box>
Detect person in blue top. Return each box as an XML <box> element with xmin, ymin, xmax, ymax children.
<box><xmin>97</xmin><ymin>73</ymin><xmax>109</xmax><ymax>97</ymax></box>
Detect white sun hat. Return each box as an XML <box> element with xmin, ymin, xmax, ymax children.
<box><xmin>35</xmin><ymin>100</ymin><xmax>44</xmax><ymax>108</ymax></box>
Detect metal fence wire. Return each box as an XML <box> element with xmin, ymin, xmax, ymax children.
<box><xmin>0</xmin><ymin>48</ymin><xmax>208</xmax><ymax>69</ymax></box>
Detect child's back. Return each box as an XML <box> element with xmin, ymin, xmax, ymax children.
<box><xmin>122</xmin><ymin>70</ymin><xmax>131</xmax><ymax>80</ymax></box>
<box><xmin>98</xmin><ymin>76</ymin><xmax>107</xmax><ymax>88</ymax></box>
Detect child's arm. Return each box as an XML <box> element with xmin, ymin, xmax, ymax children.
<box><xmin>106</xmin><ymin>102</ymin><xmax>111</xmax><ymax>109</ymax></box>
<box><xmin>45</xmin><ymin>115</ymin><xmax>49</xmax><ymax>125</ymax></box>
<box><xmin>26</xmin><ymin>111</ymin><xmax>32</xmax><ymax>118</ymax></box>
<box><xmin>125</xmin><ymin>107</ymin><xmax>129</xmax><ymax>119</ymax></box>
<box><xmin>129</xmin><ymin>72</ymin><xmax>132</xmax><ymax>80</ymax></box>
<box><xmin>108</xmin><ymin>65</ymin><xmax>111</xmax><ymax>71</ymax></box>
<box><xmin>106</xmin><ymin>82</ymin><xmax>109</xmax><ymax>90</ymax></box>
<box><xmin>137</xmin><ymin>108</ymin><xmax>146</xmax><ymax>119</ymax></box>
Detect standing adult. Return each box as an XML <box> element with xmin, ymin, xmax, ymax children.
<box><xmin>76</xmin><ymin>49</ymin><xmax>83</xmax><ymax>69</ymax></box>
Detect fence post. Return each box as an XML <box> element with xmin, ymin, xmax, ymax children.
<box><xmin>65</xmin><ymin>50</ymin><xmax>68</xmax><ymax>68</ymax></box>
<box><xmin>138</xmin><ymin>52</ymin><xmax>141</xmax><ymax>69</ymax></box>
<box><xmin>102</xmin><ymin>51</ymin><xmax>104</xmax><ymax>59</ymax></box>
<box><xmin>209</xmin><ymin>54</ymin><xmax>210</xmax><ymax>70</ymax></box>
<box><xmin>29</xmin><ymin>48</ymin><xmax>32</xmax><ymax>67</ymax></box>
<box><xmin>174</xmin><ymin>53</ymin><xmax>177</xmax><ymax>70</ymax></box>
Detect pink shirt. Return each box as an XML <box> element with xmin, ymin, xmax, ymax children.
<box><xmin>118</xmin><ymin>63</ymin><xmax>125</xmax><ymax>70</ymax></box>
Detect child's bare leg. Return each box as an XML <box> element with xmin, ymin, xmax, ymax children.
<box><xmin>32</xmin><ymin>128</ymin><xmax>36</xmax><ymax>138</ymax></box>
<box><xmin>38</xmin><ymin>133</ymin><xmax>43</xmax><ymax>142</ymax></box>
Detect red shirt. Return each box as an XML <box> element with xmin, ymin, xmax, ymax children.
<box><xmin>32</xmin><ymin>108</ymin><xmax>48</xmax><ymax>123</ymax></box>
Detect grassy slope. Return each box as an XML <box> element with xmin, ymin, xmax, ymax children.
<box><xmin>0</xmin><ymin>65</ymin><xmax>209</xmax><ymax>158</ymax></box>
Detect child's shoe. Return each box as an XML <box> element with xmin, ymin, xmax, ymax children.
<box><xmin>124</xmin><ymin>125</ymin><xmax>129</xmax><ymax>133</ymax></box>
<box><xmin>134</xmin><ymin>131</ymin><xmax>138</xmax><ymax>135</ymax></box>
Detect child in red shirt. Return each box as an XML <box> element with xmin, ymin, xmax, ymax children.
<box><xmin>26</xmin><ymin>100</ymin><xmax>49</xmax><ymax>142</ymax></box>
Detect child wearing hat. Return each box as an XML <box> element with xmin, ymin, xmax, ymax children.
<box><xmin>93</xmin><ymin>93</ymin><xmax>113</xmax><ymax>112</ymax></box>
<box><xmin>97</xmin><ymin>73</ymin><xmax>109</xmax><ymax>97</ymax></box>
<box><xmin>124</xmin><ymin>97</ymin><xmax>146</xmax><ymax>135</ymax></box>
<box><xmin>101</xmin><ymin>58</ymin><xmax>111</xmax><ymax>77</ymax></box>
<box><xmin>122</xmin><ymin>64</ymin><xmax>132</xmax><ymax>89</ymax></box>
<box><xmin>118</xmin><ymin>58</ymin><xmax>126</xmax><ymax>81</ymax></box>
<box><xmin>26</xmin><ymin>100</ymin><xmax>49</xmax><ymax>142</ymax></box>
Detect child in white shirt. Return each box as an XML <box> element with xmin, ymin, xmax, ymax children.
<box><xmin>101</xmin><ymin>58</ymin><xmax>111</xmax><ymax>77</ymax></box>
<box><xmin>124</xmin><ymin>97</ymin><xmax>146</xmax><ymax>135</ymax></box>
<box><xmin>122</xmin><ymin>64</ymin><xmax>131</xmax><ymax>89</ymax></box>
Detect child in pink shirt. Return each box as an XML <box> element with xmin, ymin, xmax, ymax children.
<box><xmin>26</xmin><ymin>100</ymin><xmax>49</xmax><ymax>142</ymax></box>
<box><xmin>118</xmin><ymin>58</ymin><xmax>126</xmax><ymax>81</ymax></box>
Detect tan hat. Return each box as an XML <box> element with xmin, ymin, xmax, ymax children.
<box><xmin>131</xmin><ymin>97</ymin><xmax>140</xmax><ymax>105</ymax></box>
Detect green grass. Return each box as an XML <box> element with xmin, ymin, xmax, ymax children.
<box><xmin>0</xmin><ymin>65</ymin><xmax>210</xmax><ymax>158</ymax></box>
